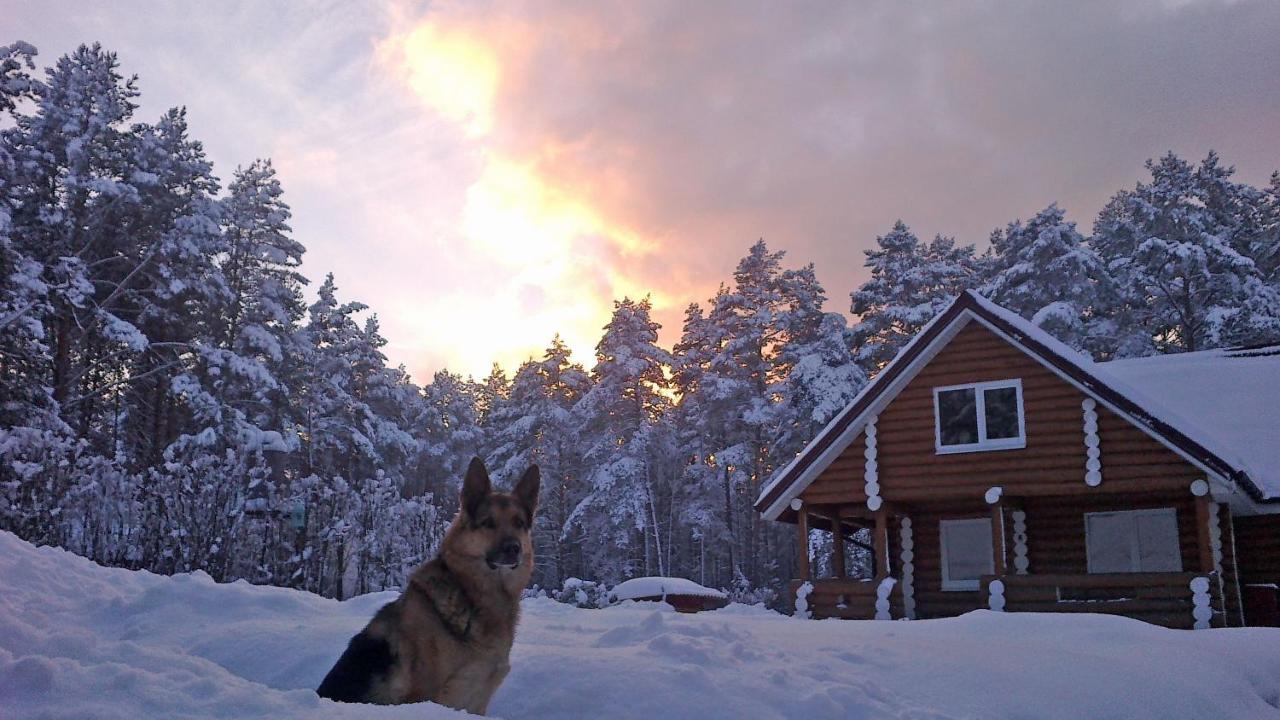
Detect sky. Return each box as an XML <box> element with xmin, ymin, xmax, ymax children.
<box><xmin>7</xmin><ymin>0</ymin><xmax>1280</xmax><ymax>381</ymax></box>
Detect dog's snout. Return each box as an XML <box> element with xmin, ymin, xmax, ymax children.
<box><xmin>486</xmin><ymin>537</ymin><xmax>522</xmax><ymax>569</ymax></box>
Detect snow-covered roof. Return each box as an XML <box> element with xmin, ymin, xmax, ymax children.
<box><xmin>1097</xmin><ymin>346</ymin><xmax>1280</xmax><ymax>499</ymax></box>
<box><xmin>755</xmin><ymin>291</ymin><xmax>1279</xmax><ymax>519</ymax></box>
<box><xmin>612</xmin><ymin>576</ymin><xmax>728</xmax><ymax>601</ymax></box>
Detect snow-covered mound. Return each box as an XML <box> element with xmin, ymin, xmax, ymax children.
<box><xmin>611</xmin><ymin>576</ymin><xmax>728</xmax><ymax>601</ymax></box>
<box><xmin>4</xmin><ymin>532</ymin><xmax>1280</xmax><ymax>719</ymax></box>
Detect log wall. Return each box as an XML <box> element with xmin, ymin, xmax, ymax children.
<box><xmin>1021</xmin><ymin>493</ymin><xmax>1200</xmax><ymax>575</ymax></box>
<box><xmin>894</xmin><ymin>503</ymin><xmax>990</xmax><ymax>619</ymax></box>
<box><xmin>785</xmin><ymin>317</ymin><xmax>1260</xmax><ymax>629</ymax></box>
<box><xmin>801</xmin><ymin>320</ymin><xmax>1206</xmax><ymax>507</ymax></box>
<box><xmin>1234</xmin><ymin>514</ymin><xmax>1280</xmax><ymax>585</ymax></box>
<box><xmin>800</xmin><ymin>429</ymin><xmax>868</xmax><ymax>507</ymax></box>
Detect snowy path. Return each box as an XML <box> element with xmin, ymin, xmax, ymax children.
<box><xmin>3</xmin><ymin>532</ymin><xmax>1280</xmax><ymax>719</ymax></box>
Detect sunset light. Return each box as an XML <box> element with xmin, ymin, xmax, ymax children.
<box><xmin>395</xmin><ymin>20</ymin><xmax>499</xmax><ymax>138</ymax></box>
<box><xmin>380</xmin><ymin>12</ymin><xmax>665</xmax><ymax>377</ymax></box>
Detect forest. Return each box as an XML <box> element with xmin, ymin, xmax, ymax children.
<box><xmin>3</xmin><ymin>42</ymin><xmax>1278</xmax><ymax>605</ymax></box>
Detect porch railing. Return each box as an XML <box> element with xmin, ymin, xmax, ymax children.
<box><xmin>980</xmin><ymin>572</ymin><xmax>1225</xmax><ymax>629</ymax></box>
<box><xmin>790</xmin><ymin>577</ymin><xmax>903</xmax><ymax>620</ymax></box>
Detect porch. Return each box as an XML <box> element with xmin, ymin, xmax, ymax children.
<box><xmin>789</xmin><ymin>489</ymin><xmax>1236</xmax><ymax>629</ymax></box>
<box><xmin>795</xmin><ymin>572</ymin><xmax>1226</xmax><ymax>629</ymax></box>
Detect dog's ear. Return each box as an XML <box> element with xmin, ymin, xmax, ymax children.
<box><xmin>514</xmin><ymin>465</ymin><xmax>540</xmax><ymax>519</ymax></box>
<box><xmin>461</xmin><ymin>457</ymin><xmax>491</xmax><ymax>520</ymax></box>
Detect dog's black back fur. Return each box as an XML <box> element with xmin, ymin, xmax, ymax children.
<box><xmin>317</xmin><ymin>602</ymin><xmax>399</xmax><ymax>702</ymax></box>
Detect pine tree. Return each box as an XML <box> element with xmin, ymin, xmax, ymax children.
<box><xmin>770</xmin><ymin>264</ymin><xmax>866</xmax><ymax>458</ymax></box>
<box><xmin>485</xmin><ymin>335</ymin><xmax>590</xmax><ymax>586</ymax></box>
<box><xmin>0</xmin><ymin>41</ymin><xmax>52</xmax><ymax>430</ymax></box>
<box><xmin>850</xmin><ymin>221</ymin><xmax>981</xmax><ymax>369</ymax></box>
<box><xmin>1093</xmin><ymin>152</ymin><xmax>1280</xmax><ymax>354</ymax></box>
<box><xmin>571</xmin><ymin>297</ymin><xmax>672</xmax><ymax>582</ymax></box>
<box><xmin>983</xmin><ymin>204</ymin><xmax>1113</xmax><ymax>354</ymax></box>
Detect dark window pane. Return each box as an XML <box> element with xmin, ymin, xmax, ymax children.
<box><xmin>983</xmin><ymin>386</ymin><xmax>1020</xmax><ymax>440</ymax></box>
<box><xmin>937</xmin><ymin>388</ymin><xmax>978</xmax><ymax>445</ymax></box>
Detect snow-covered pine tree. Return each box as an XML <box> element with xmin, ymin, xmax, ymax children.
<box><xmin>474</xmin><ymin>362</ymin><xmax>510</xmax><ymax>430</ymax></box>
<box><xmin>415</xmin><ymin>367</ymin><xmax>484</xmax><ymax>523</ymax></box>
<box><xmin>0</xmin><ymin>41</ymin><xmax>52</xmax><ymax>432</ymax></box>
<box><xmin>4</xmin><ymin>44</ymin><xmax>142</xmax><ymax>414</ymax></box>
<box><xmin>850</xmin><ymin>221</ymin><xmax>981</xmax><ymax>370</ymax></box>
<box><xmin>1244</xmin><ymin>172</ymin><xmax>1280</xmax><ymax>287</ymax></box>
<box><xmin>1093</xmin><ymin>152</ymin><xmax>1280</xmax><ymax>354</ymax></box>
<box><xmin>484</xmin><ymin>335</ymin><xmax>590</xmax><ymax>586</ymax></box>
<box><xmin>982</xmin><ymin>204</ymin><xmax>1114</xmax><ymax>355</ymax></box>
<box><xmin>770</xmin><ymin>263</ymin><xmax>866</xmax><ymax>459</ymax></box>
<box><xmin>571</xmin><ymin>297</ymin><xmax>673</xmax><ymax>583</ymax></box>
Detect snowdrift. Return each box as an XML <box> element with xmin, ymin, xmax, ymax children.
<box><xmin>3</xmin><ymin>531</ymin><xmax>1280</xmax><ymax>719</ymax></box>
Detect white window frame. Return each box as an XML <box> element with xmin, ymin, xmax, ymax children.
<box><xmin>939</xmin><ymin>517</ymin><xmax>994</xmax><ymax>591</ymax></box>
<box><xmin>1084</xmin><ymin>508</ymin><xmax>1183</xmax><ymax>574</ymax></box>
<box><xmin>933</xmin><ymin>379</ymin><xmax>1026</xmax><ymax>454</ymax></box>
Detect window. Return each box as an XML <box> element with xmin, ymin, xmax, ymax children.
<box><xmin>1085</xmin><ymin>509</ymin><xmax>1182</xmax><ymax>574</ymax></box>
<box><xmin>940</xmin><ymin>518</ymin><xmax>994</xmax><ymax>591</ymax></box>
<box><xmin>933</xmin><ymin>379</ymin><xmax>1026</xmax><ymax>453</ymax></box>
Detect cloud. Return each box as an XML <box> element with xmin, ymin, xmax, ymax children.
<box><xmin>370</xmin><ymin>0</ymin><xmax>1280</xmax><ymax>377</ymax></box>
<box><xmin>14</xmin><ymin>0</ymin><xmax>1280</xmax><ymax>381</ymax></box>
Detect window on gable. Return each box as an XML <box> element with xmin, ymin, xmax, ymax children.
<box><xmin>940</xmin><ymin>518</ymin><xmax>994</xmax><ymax>591</ymax></box>
<box><xmin>1085</xmin><ymin>509</ymin><xmax>1182</xmax><ymax>574</ymax></box>
<box><xmin>934</xmin><ymin>379</ymin><xmax>1026</xmax><ymax>453</ymax></box>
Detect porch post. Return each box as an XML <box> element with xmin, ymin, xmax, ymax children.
<box><xmin>1191</xmin><ymin>481</ymin><xmax>1223</xmax><ymax>629</ymax></box>
<box><xmin>828</xmin><ymin>508</ymin><xmax>846</xmax><ymax>578</ymax></box>
<box><xmin>795</xmin><ymin>502</ymin><xmax>811</xmax><ymax>580</ymax></box>
<box><xmin>873</xmin><ymin>506</ymin><xmax>890</xmax><ymax>580</ymax></box>
<box><xmin>1193</xmin><ymin>492</ymin><xmax>1215</xmax><ymax>575</ymax></box>
<box><xmin>986</xmin><ymin>487</ymin><xmax>1007</xmax><ymax>576</ymax></box>
<box><xmin>991</xmin><ymin>503</ymin><xmax>1007</xmax><ymax>576</ymax></box>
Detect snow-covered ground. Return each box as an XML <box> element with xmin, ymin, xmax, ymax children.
<box><xmin>4</xmin><ymin>532</ymin><xmax>1280</xmax><ymax>720</ymax></box>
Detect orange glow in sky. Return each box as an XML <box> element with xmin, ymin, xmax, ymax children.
<box><xmin>377</xmin><ymin>11</ymin><xmax>667</xmax><ymax>377</ymax></box>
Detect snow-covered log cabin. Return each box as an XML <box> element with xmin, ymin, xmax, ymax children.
<box><xmin>755</xmin><ymin>291</ymin><xmax>1280</xmax><ymax>629</ymax></box>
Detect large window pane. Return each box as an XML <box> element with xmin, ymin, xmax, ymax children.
<box><xmin>1086</xmin><ymin>513</ymin><xmax>1134</xmax><ymax>573</ymax></box>
<box><xmin>1136</xmin><ymin>512</ymin><xmax>1182</xmax><ymax>572</ymax></box>
<box><xmin>1086</xmin><ymin>509</ymin><xmax>1181</xmax><ymax>574</ymax></box>
<box><xmin>983</xmin><ymin>386</ymin><xmax>1020</xmax><ymax>440</ymax></box>
<box><xmin>937</xmin><ymin>388</ymin><xmax>979</xmax><ymax>446</ymax></box>
<box><xmin>941</xmin><ymin>518</ymin><xmax>993</xmax><ymax>589</ymax></box>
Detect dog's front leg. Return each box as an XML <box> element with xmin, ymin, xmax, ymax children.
<box><xmin>437</xmin><ymin>662</ymin><xmax>499</xmax><ymax>715</ymax></box>
<box><xmin>471</xmin><ymin>661</ymin><xmax>511</xmax><ymax>716</ymax></box>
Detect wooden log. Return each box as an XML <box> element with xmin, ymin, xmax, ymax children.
<box><xmin>991</xmin><ymin>502</ymin><xmax>1007</xmax><ymax>576</ymax></box>
<box><xmin>829</xmin><ymin>508</ymin><xmax>846</xmax><ymax>578</ymax></box>
<box><xmin>998</xmin><ymin>572</ymin><xmax>1202</xmax><ymax>588</ymax></box>
<box><xmin>880</xmin><ymin>479</ymin><xmax>1191</xmax><ymax>503</ymax></box>
<box><xmin>874</xmin><ymin>508</ymin><xmax>890</xmax><ymax>579</ymax></box>
<box><xmin>796</xmin><ymin>510</ymin><xmax>810</xmax><ymax>580</ymax></box>
<box><xmin>1195</xmin><ymin>495</ymin><xmax>1214</xmax><ymax>574</ymax></box>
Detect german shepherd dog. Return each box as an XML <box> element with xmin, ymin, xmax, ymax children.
<box><xmin>317</xmin><ymin>457</ymin><xmax>539</xmax><ymax>714</ymax></box>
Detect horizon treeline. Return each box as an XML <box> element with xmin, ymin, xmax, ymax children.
<box><xmin>3</xmin><ymin>43</ymin><xmax>1278</xmax><ymax>604</ymax></box>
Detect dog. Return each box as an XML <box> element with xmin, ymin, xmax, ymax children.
<box><xmin>317</xmin><ymin>457</ymin><xmax>539</xmax><ymax>715</ymax></box>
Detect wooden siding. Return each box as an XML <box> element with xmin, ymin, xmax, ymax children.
<box><xmin>799</xmin><ymin>430</ymin><xmax>867</xmax><ymax>506</ymax></box>
<box><xmin>1234</xmin><ymin>515</ymin><xmax>1280</xmax><ymax>585</ymax></box>
<box><xmin>895</xmin><ymin>503</ymin><xmax>989</xmax><ymax>619</ymax></box>
<box><xmin>783</xmin><ymin>317</ymin><xmax>1258</xmax><ymax>628</ymax></box>
<box><xmin>800</xmin><ymin>321</ymin><xmax>1206</xmax><ymax>507</ymax></box>
<box><xmin>1220</xmin><ymin>504</ymin><xmax>1244</xmax><ymax>627</ymax></box>
<box><xmin>1021</xmin><ymin>493</ymin><xmax>1200</xmax><ymax>575</ymax></box>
